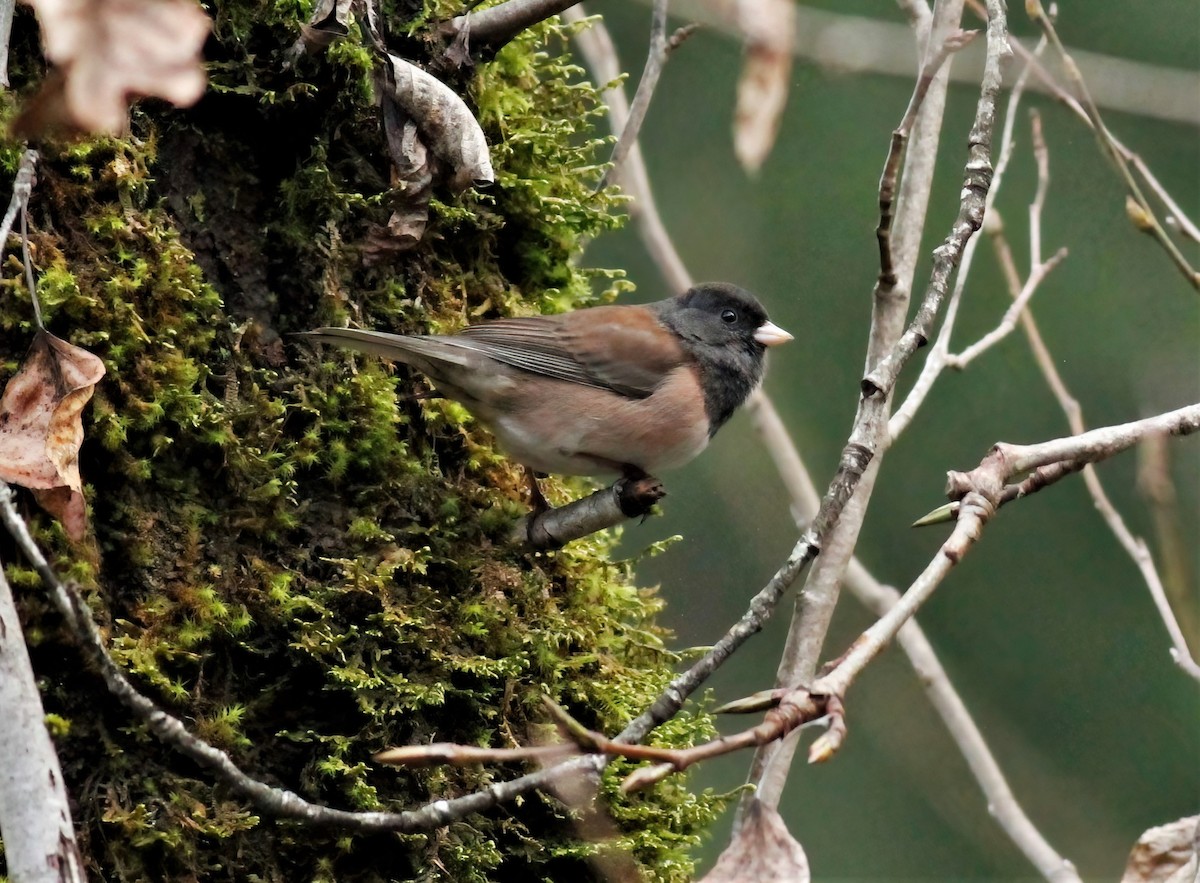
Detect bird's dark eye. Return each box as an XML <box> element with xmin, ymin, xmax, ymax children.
<box><xmin>720</xmin><ymin>309</ymin><xmax>738</xmax><ymax>324</ymax></box>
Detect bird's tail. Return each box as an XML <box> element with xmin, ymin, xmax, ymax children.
<box><xmin>302</xmin><ymin>327</ymin><xmax>483</xmax><ymax>375</ymax></box>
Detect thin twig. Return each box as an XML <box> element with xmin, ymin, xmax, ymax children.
<box><xmin>977</xmin><ymin>18</ymin><xmax>1200</xmax><ymax>244</ymax></box>
<box><xmin>1024</xmin><ymin>0</ymin><xmax>1198</xmax><ymax>291</ymax></box>
<box><xmin>888</xmin><ymin>34</ymin><xmax>1047</xmax><ymax>441</ymax></box>
<box><xmin>987</xmin><ymin>227</ymin><xmax>1200</xmax><ymax>682</ymax></box>
<box><xmin>597</xmin><ymin>0</ymin><xmax>695</xmax><ymax>191</ymax></box>
<box><xmin>876</xmin><ymin>27</ymin><xmax>978</xmax><ymax>288</ymax></box>
<box><xmin>946</xmin><ymin>246</ymin><xmax>1067</xmax><ymax>369</ymax></box>
<box><xmin>567</xmin><ymin>6</ymin><xmax>691</xmax><ymax>293</ymax></box>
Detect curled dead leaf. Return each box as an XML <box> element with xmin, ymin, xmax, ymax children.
<box><xmin>733</xmin><ymin>0</ymin><xmax>795</xmax><ymax>174</ymax></box>
<box><xmin>1122</xmin><ymin>816</ymin><xmax>1199</xmax><ymax>883</ymax></box>
<box><xmin>16</xmin><ymin>0</ymin><xmax>209</xmax><ymax>137</ymax></box>
<box><xmin>701</xmin><ymin>798</ymin><xmax>810</xmax><ymax>883</ymax></box>
<box><xmin>294</xmin><ymin>0</ymin><xmax>353</xmax><ymax>54</ymax></box>
<box><xmin>363</xmin><ymin>97</ymin><xmax>437</xmax><ymax>263</ymax></box>
<box><xmin>386</xmin><ymin>54</ymin><xmax>494</xmax><ymax>193</ymax></box>
<box><xmin>0</xmin><ymin>330</ymin><xmax>105</xmax><ymax>540</ymax></box>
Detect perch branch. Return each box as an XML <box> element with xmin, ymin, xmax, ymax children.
<box><xmin>515</xmin><ymin>476</ymin><xmax>666</xmax><ymax>550</ymax></box>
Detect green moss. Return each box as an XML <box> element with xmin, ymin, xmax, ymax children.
<box><xmin>0</xmin><ymin>2</ymin><xmax>720</xmax><ymax>881</ymax></box>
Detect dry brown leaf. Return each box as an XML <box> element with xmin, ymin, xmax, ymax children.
<box><xmin>386</xmin><ymin>54</ymin><xmax>494</xmax><ymax>193</ymax></box>
<box><xmin>733</xmin><ymin>0</ymin><xmax>795</xmax><ymax>174</ymax></box>
<box><xmin>363</xmin><ymin>97</ymin><xmax>437</xmax><ymax>262</ymax></box>
<box><xmin>17</xmin><ymin>0</ymin><xmax>209</xmax><ymax>136</ymax></box>
<box><xmin>700</xmin><ymin>798</ymin><xmax>810</xmax><ymax>883</ymax></box>
<box><xmin>1122</xmin><ymin>816</ymin><xmax>1199</xmax><ymax>883</ymax></box>
<box><xmin>293</xmin><ymin>0</ymin><xmax>352</xmax><ymax>55</ymax></box>
<box><xmin>0</xmin><ymin>330</ymin><xmax>105</xmax><ymax>540</ymax></box>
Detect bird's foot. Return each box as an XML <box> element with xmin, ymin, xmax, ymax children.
<box><xmin>614</xmin><ymin>470</ymin><xmax>666</xmax><ymax>519</ymax></box>
<box><xmin>525</xmin><ymin>468</ymin><xmax>551</xmax><ymax>516</ymax></box>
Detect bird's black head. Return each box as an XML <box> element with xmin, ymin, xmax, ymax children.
<box><xmin>654</xmin><ymin>282</ymin><xmax>792</xmax><ymax>434</ymax></box>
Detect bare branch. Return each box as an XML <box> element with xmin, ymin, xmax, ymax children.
<box><xmin>0</xmin><ymin>480</ymin><xmax>604</xmax><ymax>833</ymax></box>
<box><xmin>746</xmin><ymin>0</ymin><xmax>1009</xmax><ymax>820</ymax></box>
<box><xmin>514</xmin><ymin>476</ymin><xmax>666</xmax><ymax>550</ymax></box>
<box><xmin>0</xmin><ymin>562</ymin><xmax>87</xmax><ymax>883</ymax></box>
<box><xmin>441</xmin><ymin>0</ymin><xmax>585</xmax><ymax>60</ymax></box>
<box><xmin>876</xmin><ymin>27</ymin><xmax>978</xmax><ymax>287</ymax></box>
<box><xmin>598</xmin><ymin>0</ymin><xmax>695</xmax><ymax>191</ymax></box>
<box><xmin>1024</xmin><ymin>0</ymin><xmax>1198</xmax><ymax>291</ymax></box>
<box><xmin>889</xmin><ymin>41</ymin><xmax>1047</xmax><ymax>439</ymax></box>
<box><xmin>568</xmin><ymin>6</ymin><xmax>692</xmax><ymax>293</ymax></box>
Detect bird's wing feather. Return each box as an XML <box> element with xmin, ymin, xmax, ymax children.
<box><xmin>459</xmin><ymin>308</ymin><xmax>686</xmax><ymax>398</ymax></box>
<box><xmin>309</xmin><ymin>307</ymin><xmax>688</xmax><ymax>399</ymax></box>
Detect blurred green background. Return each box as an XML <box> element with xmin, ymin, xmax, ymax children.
<box><xmin>583</xmin><ymin>1</ymin><xmax>1200</xmax><ymax>879</ymax></box>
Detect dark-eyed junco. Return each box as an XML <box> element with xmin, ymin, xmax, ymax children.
<box><xmin>306</xmin><ymin>283</ymin><xmax>791</xmax><ymax>508</ymax></box>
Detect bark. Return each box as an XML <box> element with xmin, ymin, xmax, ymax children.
<box><xmin>0</xmin><ymin>565</ymin><xmax>85</xmax><ymax>883</ymax></box>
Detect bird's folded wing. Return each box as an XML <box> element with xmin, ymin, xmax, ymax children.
<box><xmin>457</xmin><ymin>307</ymin><xmax>686</xmax><ymax>398</ymax></box>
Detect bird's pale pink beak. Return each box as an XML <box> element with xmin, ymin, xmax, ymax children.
<box><xmin>754</xmin><ymin>321</ymin><xmax>793</xmax><ymax>347</ymax></box>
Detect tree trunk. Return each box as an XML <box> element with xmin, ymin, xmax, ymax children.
<box><xmin>0</xmin><ymin>2</ymin><xmax>716</xmax><ymax>880</ymax></box>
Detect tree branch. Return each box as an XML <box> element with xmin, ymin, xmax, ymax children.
<box><xmin>744</xmin><ymin>0</ymin><xmax>1000</xmax><ymax>820</ymax></box>
<box><xmin>1023</xmin><ymin>0</ymin><xmax>1198</xmax><ymax>292</ymax></box>
<box><xmin>597</xmin><ymin>0</ymin><xmax>695</xmax><ymax>191</ymax></box>
<box><xmin>567</xmin><ymin>6</ymin><xmax>692</xmax><ymax>294</ymax></box>
<box><xmin>441</xmin><ymin>0</ymin><xmax>586</xmax><ymax>62</ymax></box>
<box><xmin>0</xmin><ymin>561</ymin><xmax>87</xmax><ymax>883</ymax></box>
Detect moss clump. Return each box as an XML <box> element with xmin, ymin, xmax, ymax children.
<box><xmin>0</xmin><ymin>2</ymin><xmax>721</xmax><ymax>881</ymax></box>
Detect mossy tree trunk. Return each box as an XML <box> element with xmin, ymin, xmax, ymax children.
<box><xmin>0</xmin><ymin>2</ymin><xmax>721</xmax><ymax>880</ymax></box>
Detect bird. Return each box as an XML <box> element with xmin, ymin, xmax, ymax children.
<box><xmin>305</xmin><ymin>282</ymin><xmax>792</xmax><ymax>511</ymax></box>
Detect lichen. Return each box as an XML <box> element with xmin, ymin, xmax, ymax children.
<box><xmin>0</xmin><ymin>2</ymin><xmax>719</xmax><ymax>881</ymax></box>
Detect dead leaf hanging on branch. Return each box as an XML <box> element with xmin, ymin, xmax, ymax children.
<box><xmin>1122</xmin><ymin>816</ymin><xmax>1200</xmax><ymax>883</ymax></box>
<box><xmin>732</xmin><ymin>0</ymin><xmax>795</xmax><ymax>174</ymax></box>
<box><xmin>700</xmin><ymin>798</ymin><xmax>810</xmax><ymax>883</ymax></box>
<box><xmin>14</xmin><ymin>0</ymin><xmax>209</xmax><ymax>137</ymax></box>
<box><xmin>0</xmin><ymin>330</ymin><xmax>105</xmax><ymax>541</ymax></box>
